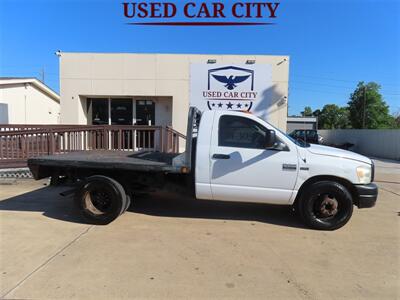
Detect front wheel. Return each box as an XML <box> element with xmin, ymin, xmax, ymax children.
<box><xmin>298</xmin><ymin>181</ymin><xmax>353</xmax><ymax>230</ymax></box>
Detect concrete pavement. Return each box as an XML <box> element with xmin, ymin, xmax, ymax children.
<box><xmin>0</xmin><ymin>159</ymin><xmax>399</xmax><ymax>299</ymax></box>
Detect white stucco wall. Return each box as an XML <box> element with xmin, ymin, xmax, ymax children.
<box><xmin>60</xmin><ymin>53</ymin><xmax>289</xmax><ymax>133</ymax></box>
<box><xmin>154</xmin><ymin>97</ymin><xmax>172</xmax><ymax>127</ymax></box>
<box><xmin>318</xmin><ymin>129</ymin><xmax>400</xmax><ymax>161</ymax></box>
<box><xmin>0</xmin><ymin>83</ymin><xmax>60</xmax><ymax>124</ymax></box>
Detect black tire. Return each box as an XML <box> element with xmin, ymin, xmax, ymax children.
<box><xmin>298</xmin><ymin>181</ymin><xmax>353</xmax><ymax>230</ymax></box>
<box><xmin>74</xmin><ymin>175</ymin><xmax>127</xmax><ymax>225</ymax></box>
<box><xmin>125</xmin><ymin>193</ymin><xmax>132</xmax><ymax>211</ymax></box>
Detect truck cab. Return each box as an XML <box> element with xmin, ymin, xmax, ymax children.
<box><xmin>193</xmin><ymin>110</ymin><xmax>377</xmax><ymax>230</ymax></box>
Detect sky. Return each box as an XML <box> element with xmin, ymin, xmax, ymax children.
<box><xmin>0</xmin><ymin>0</ymin><xmax>399</xmax><ymax>116</ymax></box>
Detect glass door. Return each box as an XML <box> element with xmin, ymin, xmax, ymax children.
<box><xmin>111</xmin><ymin>99</ymin><xmax>133</xmax><ymax>149</ymax></box>
<box><xmin>111</xmin><ymin>99</ymin><xmax>133</xmax><ymax>125</ymax></box>
<box><xmin>136</xmin><ymin>100</ymin><xmax>155</xmax><ymax>125</ymax></box>
<box><xmin>136</xmin><ymin>100</ymin><xmax>155</xmax><ymax>149</ymax></box>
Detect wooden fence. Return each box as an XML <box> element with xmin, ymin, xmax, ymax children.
<box><xmin>0</xmin><ymin>125</ymin><xmax>186</xmax><ymax>168</ymax></box>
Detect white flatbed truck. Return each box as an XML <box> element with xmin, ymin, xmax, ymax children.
<box><xmin>28</xmin><ymin>107</ymin><xmax>378</xmax><ymax>230</ymax></box>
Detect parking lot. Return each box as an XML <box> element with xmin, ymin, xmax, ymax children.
<box><xmin>0</xmin><ymin>159</ymin><xmax>399</xmax><ymax>299</ymax></box>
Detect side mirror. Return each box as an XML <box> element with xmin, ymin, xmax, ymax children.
<box><xmin>265</xmin><ymin>130</ymin><xmax>276</xmax><ymax>148</ymax></box>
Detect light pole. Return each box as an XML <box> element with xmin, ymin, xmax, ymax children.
<box><xmin>362</xmin><ymin>86</ymin><xmax>367</xmax><ymax>129</ymax></box>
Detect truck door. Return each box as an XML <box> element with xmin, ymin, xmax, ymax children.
<box><xmin>209</xmin><ymin>113</ymin><xmax>298</xmax><ymax>204</ymax></box>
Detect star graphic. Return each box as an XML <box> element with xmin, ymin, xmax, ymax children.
<box><xmin>226</xmin><ymin>102</ymin><xmax>233</xmax><ymax>109</ymax></box>
<box><xmin>211</xmin><ymin>103</ymin><xmax>215</xmax><ymax>107</ymax></box>
<box><xmin>244</xmin><ymin>103</ymin><xmax>249</xmax><ymax>107</ymax></box>
<box><xmin>217</xmin><ymin>102</ymin><xmax>223</xmax><ymax>108</ymax></box>
<box><xmin>236</xmin><ymin>103</ymin><xmax>242</xmax><ymax>109</ymax></box>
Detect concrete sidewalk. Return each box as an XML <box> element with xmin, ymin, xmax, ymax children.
<box><xmin>0</xmin><ymin>159</ymin><xmax>399</xmax><ymax>299</ymax></box>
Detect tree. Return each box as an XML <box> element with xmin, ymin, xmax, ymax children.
<box><xmin>301</xmin><ymin>106</ymin><xmax>313</xmax><ymax>117</ymax></box>
<box><xmin>312</xmin><ymin>109</ymin><xmax>321</xmax><ymax>118</ymax></box>
<box><xmin>348</xmin><ymin>82</ymin><xmax>394</xmax><ymax>129</ymax></box>
<box><xmin>392</xmin><ymin>110</ymin><xmax>400</xmax><ymax>128</ymax></box>
<box><xmin>318</xmin><ymin>104</ymin><xmax>350</xmax><ymax>129</ymax></box>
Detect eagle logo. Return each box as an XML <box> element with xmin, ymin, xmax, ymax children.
<box><xmin>205</xmin><ymin>65</ymin><xmax>255</xmax><ymax>112</ymax></box>
<box><xmin>211</xmin><ymin>74</ymin><xmax>251</xmax><ymax>90</ymax></box>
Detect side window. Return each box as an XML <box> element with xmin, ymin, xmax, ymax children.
<box><xmin>307</xmin><ymin>131</ymin><xmax>317</xmax><ymax>138</ymax></box>
<box><xmin>218</xmin><ymin>116</ymin><xmax>267</xmax><ymax>149</ymax></box>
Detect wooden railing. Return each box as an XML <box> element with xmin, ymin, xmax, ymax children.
<box><xmin>0</xmin><ymin>125</ymin><xmax>186</xmax><ymax>168</ymax></box>
<box><xmin>165</xmin><ymin>126</ymin><xmax>186</xmax><ymax>154</ymax></box>
<box><xmin>0</xmin><ymin>124</ymin><xmax>97</xmax><ymax>131</ymax></box>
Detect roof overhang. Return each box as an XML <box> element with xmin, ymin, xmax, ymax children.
<box><xmin>0</xmin><ymin>78</ymin><xmax>60</xmax><ymax>103</ymax></box>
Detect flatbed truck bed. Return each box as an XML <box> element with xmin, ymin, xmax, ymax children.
<box><xmin>28</xmin><ymin>150</ymin><xmax>183</xmax><ymax>180</ymax></box>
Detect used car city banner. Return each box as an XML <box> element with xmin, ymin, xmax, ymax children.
<box><xmin>122</xmin><ymin>2</ymin><xmax>280</xmax><ymax>26</ymax></box>
<box><xmin>190</xmin><ymin>64</ymin><xmax>272</xmax><ymax>120</ymax></box>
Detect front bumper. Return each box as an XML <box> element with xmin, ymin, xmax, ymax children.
<box><xmin>355</xmin><ymin>183</ymin><xmax>378</xmax><ymax>208</ymax></box>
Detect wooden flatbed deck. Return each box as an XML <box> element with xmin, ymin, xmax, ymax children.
<box><xmin>28</xmin><ymin>150</ymin><xmax>182</xmax><ymax>179</ymax></box>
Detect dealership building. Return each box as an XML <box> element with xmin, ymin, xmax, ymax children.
<box><xmin>59</xmin><ymin>52</ymin><xmax>289</xmax><ymax>133</ymax></box>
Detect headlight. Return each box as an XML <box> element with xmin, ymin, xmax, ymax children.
<box><xmin>356</xmin><ymin>166</ymin><xmax>372</xmax><ymax>184</ymax></box>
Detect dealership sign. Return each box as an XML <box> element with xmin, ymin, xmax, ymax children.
<box><xmin>190</xmin><ymin>64</ymin><xmax>272</xmax><ymax>118</ymax></box>
<box><xmin>122</xmin><ymin>2</ymin><xmax>280</xmax><ymax>26</ymax></box>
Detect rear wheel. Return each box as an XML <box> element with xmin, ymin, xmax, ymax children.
<box><xmin>125</xmin><ymin>193</ymin><xmax>132</xmax><ymax>211</ymax></box>
<box><xmin>74</xmin><ymin>175</ymin><xmax>128</xmax><ymax>225</ymax></box>
<box><xmin>298</xmin><ymin>181</ymin><xmax>353</xmax><ymax>230</ymax></box>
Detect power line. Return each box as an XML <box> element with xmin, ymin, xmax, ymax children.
<box><xmin>289</xmin><ymin>87</ymin><xmax>351</xmax><ymax>95</ymax></box>
<box><xmin>291</xmin><ymin>80</ymin><xmax>355</xmax><ymax>89</ymax></box>
<box><xmin>293</xmin><ymin>74</ymin><xmax>400</xmax><ymax>87</ymax></box>
<box><xmin>291</xmin><ymin>80</ymin><xmax>400</xmax><ymax>94</ymax></box>
<box><xmin>290</xmin><ymin>86</ymin><xmax>400</xmax><ymax>97</ymax></box>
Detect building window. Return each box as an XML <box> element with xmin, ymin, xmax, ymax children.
<box><xmin>87</xmin><ymin>98</ymin><xmax>109</xmax><ymax>125</ymax></box>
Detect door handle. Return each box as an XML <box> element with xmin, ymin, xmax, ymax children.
<box><xmin>212</xmin><ymin>154</ymin><xmax>230</xmax><ymax>160</ymax></box>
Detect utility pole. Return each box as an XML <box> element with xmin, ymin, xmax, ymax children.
<box><xmin>362</xmin><ymin>86</ymin><xmax>367</xmax><ymax>129</ymax></box>
<box><xmin>40</xmin><ymin>68</ymin><xmax>45</xmax><ymax>83</ymax></box>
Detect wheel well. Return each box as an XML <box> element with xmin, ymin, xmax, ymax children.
<box><xmin>294</xmin><ymin>175</ymin><xmax>359</xmax><ymax>206</ymax></box>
